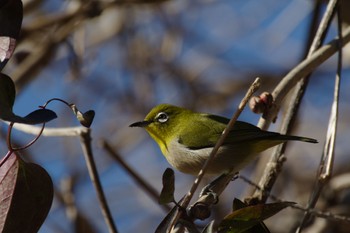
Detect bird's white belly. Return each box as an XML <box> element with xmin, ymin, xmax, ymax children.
<box><xmin>166</xmin><ymin>140</ymin><xmax>257</xmax><ymax>175</ymax></box>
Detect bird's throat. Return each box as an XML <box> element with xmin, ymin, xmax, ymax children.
<box><xmin>145</xmin><ymin>127</ymin><xmax>169</xmax><ymax>156</ymax></box>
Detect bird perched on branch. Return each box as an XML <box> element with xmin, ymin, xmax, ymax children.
<box><xmin>130</xmin><ymin>104</ymin><xmax>317</xmax><ymax>175</ymax></box>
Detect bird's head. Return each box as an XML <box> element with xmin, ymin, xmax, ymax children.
<box><xmin>130</xmin><ymin>104</ymin><xmax>191</xmax><ymax>155</ymax></box>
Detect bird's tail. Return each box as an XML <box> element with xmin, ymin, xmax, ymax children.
<box><xmin>274</xmin><ymin>134</ymin><xmax>318</xmax><ymax>143</ymax></box>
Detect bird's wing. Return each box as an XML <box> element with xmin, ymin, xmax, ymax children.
<box><xmin>178</xmin><ymin>114</ymin><xmax>279</xmax><ymax>149</ymax></box>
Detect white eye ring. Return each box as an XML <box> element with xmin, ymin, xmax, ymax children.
<box><xmin>156</xmin><ymin>112</ymin><xmax>168</xmax><ymax>123</ymax></box>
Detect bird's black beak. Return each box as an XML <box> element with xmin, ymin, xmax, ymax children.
<box><xmin>129</xmin><ymin>120</ymin><xmax>151</xmax><ymax>128</ymax></box>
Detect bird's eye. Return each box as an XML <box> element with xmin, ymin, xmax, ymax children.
<box><xmin>156</xmin><ymin>112</ymin><xmax>168</xmax><ymax>123</ymax></box>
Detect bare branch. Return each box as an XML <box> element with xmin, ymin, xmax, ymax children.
<box><xmin>80</xmin><ymin>130</ymin><xmax>118</xmax><ymax>233</ymax></box>
<box><xmin>257</xmin><ymin>26</ymin><xmax>350</xmax><ymax>130</ymax></box>
<box><xmin>6</xmin><ymin>122</ymin><xmax>88</xmax><ymax>137</ymax></box>
<box><xmin>251</xmin><ymin>0</ymin><xmax>345</xmax><ymax>205</ymax></box>
<box><xmin>296</xmin><ymin>3</ymin><xmax>343</xmax><ymax>231</ymax></box>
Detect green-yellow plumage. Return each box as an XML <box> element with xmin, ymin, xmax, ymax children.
<box><xmin>130</xmin><ymin>104</ymin><xmax>317</xmax><ymax>175</ymax></box>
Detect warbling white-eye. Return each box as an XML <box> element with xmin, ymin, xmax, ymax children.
<box><xmin>130</xmin><ymin>104</ymin><xmax>317</xmax><ymax>175</ymax></box>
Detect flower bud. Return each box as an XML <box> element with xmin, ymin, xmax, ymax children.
<box><xmin>249</xmin><ymin>92</ymin><xmax>273</xmax><ymax>114</ymax></box>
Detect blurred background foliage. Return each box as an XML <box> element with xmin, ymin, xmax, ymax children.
<box><xmin>1</xmin><ymin>0</ymin><xmax>350</xmax><ymax>232</ymax></box>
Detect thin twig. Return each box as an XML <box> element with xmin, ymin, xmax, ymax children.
<box><xmin>296</xmin><ymin>2</ymin><xmax>342</xmax><ymax>232</ymax></box>
<box><xmin>79</xmin><ymin>130</ymin><xmax>118</xmax><ymax>233</ymax></box>
<box><xmin>322</xmin><ymin>2</ymin><xmax>342</xmax><ymax>181</ymax></box>
<box><xmin>251</xmin><ymin>0</ymin><xmax>342</xmax><ymax>204</ymax></box>
<box><xmin>239</xmin><ymin>175</ymin><xmax>350</xmax><ymax>223</ymax></box>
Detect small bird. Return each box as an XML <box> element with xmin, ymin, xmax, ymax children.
<box><xmin>130</xmin><ymin>104</ymin><xmax>317</xmax><ymax>175</ymax></box>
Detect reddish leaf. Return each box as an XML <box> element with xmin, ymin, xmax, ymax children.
<box><xmin>0</xmin><ymin>154</ymin><xmax>53</xmax><ymax>233</ymax></box>
<box><xmin>0</xmin><ymin>0</ymin><xmax>23</xmax><ymax>70</ymax></box>
<box><xmin>0</xmin><ymin>37</ymin><xmax>16</xmax><ymax>63</ymax></box>
<box><xmin>0</xmin><ymin>153</ymin><xmax>18</xmax><ymax>231</ymax></box>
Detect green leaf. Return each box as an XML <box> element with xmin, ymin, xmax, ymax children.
<box><xmin>218</xmin><ymin>201</ymin><xmax>295</xmax><ymax>233</ymax></box>
<box><xmin>0</xmin><ymin>153</ymin><xmax>53</xmax><ymax>233</ymax></box>
<box><xmin>159</xmin><ymin>168</ymin><xmax>175</xmax><ymax>205</ymax></box>
<box><xmin>231</xmin><ymin>199</ymin><xmax>270</xmax><ymax>233</ymax></box>
<box><xmin>70</xmin><ymin>104</ymin><xmax>95</xmax><ymax>127</ymax></box>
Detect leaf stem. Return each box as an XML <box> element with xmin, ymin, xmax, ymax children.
<box><xmin>40</xmin><ymin>97</ymin><xmax>71</xmax><ymax>109</ymax></box>
<box><xmin>6</xmin><ymin>122</ymin><xmax>45</xmax><ymax>151</ymax></box>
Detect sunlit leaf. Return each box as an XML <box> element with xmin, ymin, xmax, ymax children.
<box><xmin>0</xmin><ymin>153</ymin><xmax>53</xmax><ymax>233</ymax></box>
<box><xmin>0</xmin><ymin>37</ymin><xmax>16</xmax><ymax>63</ymax></box>
<box><xmin>218</xmin><ymin>201</ymin><xmax>295</xmax><ymax>233</ymax></box>
<box><xmin>159</xmin><ymin>168</ymin><xmax>175</xmax><ymax>205</ymax></box>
